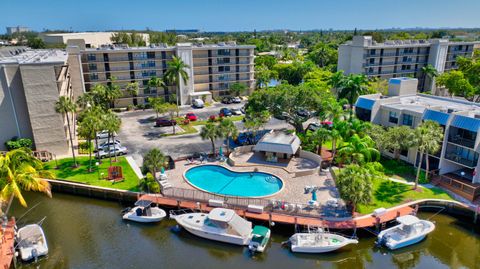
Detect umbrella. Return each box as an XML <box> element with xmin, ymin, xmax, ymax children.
<box><xmin>161</xmin><ymin>167</ymin><xmax>165</xmax><ymax>174</ymax></box>
<box><xmin>219</xmin><ymin>147</ymin><xmax>223</xmax><ymax>157</ymax></box>
<box><xmin>311</xmin><ymin>190</ymin><xmax>317</xmax><ymax>201</ymax></box>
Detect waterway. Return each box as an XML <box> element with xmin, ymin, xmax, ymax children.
<box><xmin>10</xmin><ymin>192</ymin><xmax>480</xmax><ymax>269</ymax></box>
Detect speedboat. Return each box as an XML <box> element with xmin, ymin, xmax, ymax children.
<box><xmin>122</xmin><ymin>200</ymin><xmax>166</xmax><ymax>223</ymax></box>
<box><xmin>289</xmin><ymin>229</ymin><xmax>358</xmax><ymax>253</ymax></box>
<box><xmin>248</xmin><ymin>225</ymin><xmax>271</xmax><ymax>253</ymax></box>
<box><xmin>377</xmin><ymin>215</ymin><xmax>435</xmax><ymax>250</ymax></box>
<box><xmin>16</xmin><ymin>224</ymin><xmax>48</xmax><ymax>261</ymax></box>
<box><xmin>171</xmin><ymin>208</ymin><xmax>253</xmax><ymax>246</ymax></box>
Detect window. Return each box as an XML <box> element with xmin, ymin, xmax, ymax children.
<box><xmin>90</xmin><ymin>73</ymin><xmax>98</xmax><ymax>80</ymax></box>
<box><xmin>369</xmin><ymin>58</ymin><xmax>375</xmax><ymax>64</ymax></box>
<box><xmin>389</xmin><ymin>111</ymin><xmax>398</xmax><ymax>124</ymax></box>
<box><xmin>401</xmin><ymin>65</ymin><xmax>412</xmax><ymax>70</ymax></box>
<box><xmin>370</xmin><ymin>49</ymin><xmax>376</xmax><ymax>55</ymax></box>
<box><xmin>88</xmin><ymin>63</ymin><xmax>97</xmax><ymax>71</ymax></box>
<box><xmin>148</xmin><ymin>61</ymin><xmax>156</xmax><ymax>68</ymax></box>
<box><xmin>87</xmin><ymin>54</ymin><xmax>96</xmax><ymax>61</ymax></box>
<box><xmin>402</xmin><ymin>114</ymin><xmax>413</xmax><ymax>126</ymax></box>
<box><xmin>218</xmin><ymin>49</ymin><xmax>230</xmax><ymax>56</ymax></box>
<box><xmin>218</xmin><ymin>66</ymin><xmax>224</xmax><ymax>72</ymax></box>
<box><xmin>219</xmin><ymin>83</ymin><xmax>229</xmax><ymax>90</ymax></box>
<box><xmin>147</xmin><ymin>52</ymin><xmax>155</xmax><ymax>59</ymax></box>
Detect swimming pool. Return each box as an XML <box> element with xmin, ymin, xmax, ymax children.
<box><xmin>184</xmin><ymin>165</ymin><xmax>283</xmax><ymax>198</ymax></box>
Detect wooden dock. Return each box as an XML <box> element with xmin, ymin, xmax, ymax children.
<box><xmin>139</xmin><ymin>194</ymin><xmax>415</xmax><ymax>229</ymax></box>
<box><xmin>0</xmin><ymin>218</ymin><xmax>15</xmax><ymax>269</ymax></box>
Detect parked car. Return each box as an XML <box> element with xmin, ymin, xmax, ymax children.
<box><xmin>273</xmin><ymin>112</ymin><xmax>289</xmax><ymax>120</ymax></box>
<box><xmin>96</xmin><ymin>146</ymin><xmax>128</xmax><ymax>159</ymax></box>
<box><xmin>240</xmin><ymin>105</ymin><xmax>246</xmax><ymax>114</ymax></box>
<box><xmin>232</xmin><ymin>96</ymin><xmax>242</xmax><ymax>103</ymax></box>
<box><xmin>306</xmin><ymin>121</ymin><xmax>333</xmax><ymax>132</ymax></box>
<box><xmin>192</xmin><ymin>99</ymin><xmax>204</xmax><ymax>108</ymax></box>
<box><xmin>156</xmin><ymin>118</ymin><xmax>177</xmax><ymax>127</ymax></box>
<box><xmin>221</xmin><ymin>97</ymin><xmax>233</xmax><ymax>104</ymax></box>
<box><xmin>230</xmin><ymin>108</ymin><xmax>242</xmax><ymax>116</ymax></box>
<box><xmin>296</xmin><ymin>108</ymin><xmax>311</xmax><ymax>118</ymax></box>
<box><xmin>185</xmin><ymin>112</ymin><xmax>198</xmax><ymax>121</ymax></box>
<box><xmin>98</xmin><ymin>140</ymin><xmax>122</xmax><ymax>151</ymax></box>
<box><xmin>219</xmin><ymin>108</ymin><xmax>233</xmax><ymax>117</ymax></box>
<box><xmin>96</xmin><ymin>130</ymin><xmax>111</xmax><ymax>139</ymax></box>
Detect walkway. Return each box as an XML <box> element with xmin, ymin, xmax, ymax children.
<box><xmin>0</xmin><ymin>218</ymin><xmax>15</xmax><ymax>269</ymax></box>
<box><xmin>126</xmin><ymin>156</ymin><xmax>144</xmax><ymax>179</ymax></box>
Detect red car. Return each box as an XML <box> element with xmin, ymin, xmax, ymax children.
<box><xmin>185</xmin><ymin>112</ymin><xmax>198</xmax><ymax>121</ymax></box>
<box><xmin>156</xmin><ymin>118</ymin><xmax>177</xmax><ymax>127</ymax></box>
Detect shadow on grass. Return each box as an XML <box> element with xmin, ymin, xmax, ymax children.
<box><xmin>46</xmin><ymin>158</ymin><xmax>99</xmax><ymax>180</ymax></box>
<box><xmin>374</xmin><ymin>180</ymin><xmax>410</xmax><ymax>204</ymax></box>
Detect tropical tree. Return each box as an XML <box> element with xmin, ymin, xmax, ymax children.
<box><xmin>76</xmin><ymin>92</ymin><xmax>95</xmax><ymax>110</ymax></box>
<box><xmin>365</xmin><ymin>123</ymin><xmax>388</xmax><ymax>152</ymax></box>
<box><xmin>164</xmin><ymin>56</ymin><xmax>190</xmax><ymax>106</ymax></box>
<box><xmin>164</xmin><ymin>103</ymin><xmax>179</xmax><ymax>134</ymax></box>
<box><xmin>0</xmin><ymin>148</ymin><xmax>53</xmax><ymax>208</ymax></box>
<box><xmin>255</xmin><ymin>65</ymin><xmax>277</xmax><ymax>89</ymax></box>
<box><xmin>335</xmin><ymin>164</ymin><xmax>374</xmax><ymax>214</ymax></box>
<box><xmin>125</xmin><ymin>81</ymin><xmax>139</xmax><ymax>105</ymax></box>
<box><xmin>103</xmin><ymin>111</ymin><xmax>121</xmax><ymax>165</ymax></box>
<box><xmin>54</xmin><ymin>96</ymin><xmax>78</xmax><ymax>167</ymax></box>
<box><xmin>200</xmin><ymin>122</ymin><xmax>221</xmax><ymax>156</ymax></box>
<box><xmin>148</xmin><ymin>97</ymin><xmax>166</xmax><ymax>119</ymax></box>
<box><xmin>104</xmin><ymin>77</ymin><xmax>123</xmax><ymax>108</ymax></box>
<box><xmin>77</xmin><ymin>113</ymin><xmax>99</xmax><ymax>172</ymax></box>
<box><xmin>219</xmin><ymin>119</ymin><xmax>238</xmax><ymax>155</ymax></box>
<box><xmin>228</xmin><ymin>83</ymin><xmax>247</xmax><ymax>97</ymax></box>
<box><xmin>311</xmin><ymin>127</ymin><xmax>331</xmax><ymax>156</ymax></box>
<box><xmin>147</xmin><ymin>76</ymin><xmax>166</xmax><ymax>98</ymax></box>
<box><xmin>243</xmin><ymin>110</ymin><xmax>270</xmax><ymax>144</ymax></box>
<box><xmin>412</xmin><ymin>120</ymin><xmax>444</xmax><ymax>189</ymax></box>
<box><xmin>384</xmin><ymin>126</ymin><xmax>415</xmax><ymax>160</ymax></box>
<box><xmin>143</xmin><ymin>148</ymin><xmax>166</xmax><ymax>180</ymax></box>
<box><xmin>330</xmin><ymin>72</ymin><xmax>370</xmax><ymax>118</ymax></box>
<box><xmin>337</xmin><ymin>134</ymin><xmax>380</xmax><ymax>165</ymax></box>
<box><xmin>421</xmin><ymin>64</ymin><xmax>438</xmax><ymax>92</ymax></box>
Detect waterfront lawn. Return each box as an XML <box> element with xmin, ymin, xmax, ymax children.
<box><xmin>380</xmin><ymin>157</ymin><xmax>428</xmax><ymax>183</ymax></box>
<box><xmin>44</xmin><ymin>156</ymin><xmax>140</xmax><ymax>191</ymax></box>
<box><xmin>357</xmin><ymin>177</ymin><xmax>454</xmax><ymax>214</ymax></box>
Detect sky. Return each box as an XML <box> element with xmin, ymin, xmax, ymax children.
<box><xmin>1</xmin><ymin>0</ymin><xmax>479</xmax><ymax>32</ymax></box>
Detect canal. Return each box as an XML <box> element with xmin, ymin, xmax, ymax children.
<box><xmin>11</xmin><ymin>192</ymin><xmax>480</xmax><ymax>269</ymax></box>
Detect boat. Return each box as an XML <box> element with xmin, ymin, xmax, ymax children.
<box><xmin>377</xmin><ymin>215</ymin><xmax>435</xmax><ymax>250</ymax></box>
<box><xmin>288</xmin><ymin>228</ymin><xmax>358</xmax><ymax>253</ymax></box>
<box><xmin>171</xmin><ymin>208</ymin><xmax>254</xmax><ymax>246</ymax></box>
<box><xmin>122</xmin><ymin>200</ymin><xmax>166</xmax><ymax>223</ymax></box>
<box><xmin>16</xmin><ymin>224</ymin><xmax>48</xmax><ymax>261</ymax></box>
<box><xmin>248</xmin><ymin>225</ymin><xmax>271</xmax><ymax>253</ymax></box>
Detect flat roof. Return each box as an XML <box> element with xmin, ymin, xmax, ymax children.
<box><xmin>0</xmin><ymin>48</ymin><xmax>68</xmax><ymax>64</ymax></box>
<box><xmin>254</xmin><ymin>131</ymin><xmax>301</xmax><ymax>155</ymax></box>
<box><xmin>83</xmin><ymin>42</ymin><xmax>255</xmax><ymax>52</ymax></box>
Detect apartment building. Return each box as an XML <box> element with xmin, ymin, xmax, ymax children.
<box><xmin>6</xmin><ymin>26</ymin><xmax>31</xmax><ymax>35</ymax></box>
<box><xmin>40</xmin><ymin>32</ymin><xmax>150</xmax><ymax>48</ymax></box>
<box><xmin>356</xmin><ymin>77</ymin><xmax>480</xmax><ymax>201</ymax></box>
<box><xmin>338</xmin><ymin>36</ymin><xmax>480</xmax><ymax>92</ymax></box>
<box><xmin>69</xmin><ymin>40</ymin><xmax>255</xmax><ymax>107</ymax></box>
<box><xmin>0</xmin><ymin>47</ymin><xmax>74</xmax><ymax>156</ymax></box>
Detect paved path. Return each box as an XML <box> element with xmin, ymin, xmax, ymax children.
<box><xmin>126</xmin><ymin>156</ymin><xmax>144</xmax><ymax>179</ymax></box>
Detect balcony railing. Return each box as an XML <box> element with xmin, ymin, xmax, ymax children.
<box><xmin>448</xmin><ymin>135</ymin><xmax>476</xmax><ymax>149</ymax></box>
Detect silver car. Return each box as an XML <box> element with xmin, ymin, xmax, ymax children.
<box><xmin>96</xmin><ymin>146</ymin><xmax>128</xmax><ymax>159</ymax></box>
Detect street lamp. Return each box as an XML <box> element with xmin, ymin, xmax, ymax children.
<box><xmin>95</xmin><ymin>162</ymin><xmax>100</xmax><ymax>180</ymax></box>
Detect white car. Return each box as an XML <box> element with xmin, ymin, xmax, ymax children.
<box><xmin>231</xmin><ymin>108</ymin><xmax>242</xmax><ymax>115</ymax></box>
<box><xmin>192</xmin><ymin>98</ymin><xmax>204</xmax><ymax>108</ymax></box>
<box><xmin>96</xmin><ymin>130</ymin><xmax>115</xmax><ymax>139</ymax></box>
<box><xmin>98</xmin><ymin>140</ymin><xmax>122</xmax><ymax>151</ymax></box>
<box><xmin>96</xmin><ymin>146</ymin><xmax>128</xmax><ymax>159</ymax></box>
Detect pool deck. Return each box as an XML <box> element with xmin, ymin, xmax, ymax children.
<box><xmin>164</xmin><ymin>159</ymin><xmax>339</xmax><ymax>205</ymax></box>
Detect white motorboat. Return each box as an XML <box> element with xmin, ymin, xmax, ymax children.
<box><xmin>122</xmin><ymin>200</ymin><xmax>166</xmax><ymax>223</ymax></box>
<box><xmin>289</xmin><ymin>229</ymin><xmax>358</xmax><ymax>253</ymax></box>
<box><xmin>377</xmin><ymin>215</ymin><xmax>435</xmax><ymax>250</ymax></box>
<box><xmin>16</xmin><ymin>224</ymin><xmax>48</xmax><ymax>261</ymax></box>
<box><xmin>171</xmin><ymin>208</ymin><xmax>253</xmax><ymax>245</ymax></box>
<box><xmin>248</xmin><ymin>225</ymin><xmax>271</xmax><ymax>253</ymax></box>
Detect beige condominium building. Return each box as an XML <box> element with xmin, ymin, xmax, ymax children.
<box><xmin>0</xmin><ymin>47</ymin><xmax>75</xmax><ymax>156</ymax></box>
<box><xmin>356</xmin><ymin>77</ymin><xmax>480</xmax><ymax>201</ymax></box>
<box><xmin>40</xmin><ymin>32</ymin><xmax>150</xmax><ymax>48</ymax></box>
<box><xmin>338</xmin><ymin>36</ymin><xmax>480</xmax><ymax>92</ymax></box>
<box><xmin>68</xmin><ymin>40</ymin><xmax>255</xmax><ymax>107</ymax></box>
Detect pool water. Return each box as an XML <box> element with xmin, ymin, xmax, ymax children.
<box><xmin>185</xmin><ymin>165</ymin><xmax>283</xmax><ymax>197</ymax></box>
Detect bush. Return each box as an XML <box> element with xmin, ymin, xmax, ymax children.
<box><xmin>208</xmin><ymin>115</ymin><xmax>216</xmax><ymax>122</ymax></box>
<box><xmin>78</xmin><ymin>141</ymin><xmax>93</xmax><ymax>154</ymax></box>
<box><xmin>140</xmin><ymin>173</ymin><xmax>160</xmax><ymax>193</ymax></box>
<box><xmin>5</xmin><ymin>137</ymin><xmax>32</xmax><ymax>150</ymax></box>
<box><xmin>127</xmin><ymin>105</ymin><xmax>134</xmax><ymax>111</ymax></box>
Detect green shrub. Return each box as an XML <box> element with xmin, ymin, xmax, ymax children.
<box><xmin>5</xmin><ymin>137</ymin><xmax>32</xmax><ymax>150</ymax></box>
<box><xmin>127</xmin><ymin>104</ymin><xmax>134</xmax><ymax>111</ymax></box>
<box><xmin>78</xmin><ymin>141</ymin><xmax>93</xmax><ymax>154</ymax></box>
<box><xmin>140</xmin><ymin>173</ymin><xmax>160</xmax><ymax>193</ymax></box>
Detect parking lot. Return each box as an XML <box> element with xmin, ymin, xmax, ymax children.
<box><xmin>115</xmin><ymin>101</ymin><xmax>292</xmax><ymax>166</ymax></box>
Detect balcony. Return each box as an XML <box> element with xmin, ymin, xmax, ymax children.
<box><xmin>444</xmin><ymin>143</ymin><xmax>479</xmax><ymax>168</ymax></box>
<box><xmin>448</xmin><ymin>127</ymin><xmax>476</xmax><ymax>148</ymax></box>
<box><xmin>433</xmin><ymin>172</ymin><xmax>480</xmax><ymax>201</ymax></box>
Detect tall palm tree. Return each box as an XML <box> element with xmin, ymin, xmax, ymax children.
<box><xmin>200</xmin><ymin>122</ymin><xmax>221</xmax><ymax>157</ymax></box>
<box><xmin>103</xmin><ymin>111</ymin><xmax>121</xmax><ymax>165</ymax></box>
<box><xmin>312</xmin><ymin>127</ymin><xmax>331</xmax><ymax>156</ymax></box>
<box><xmin>329</xmin><ymin>128</ymin><xmax>341</xmax><ymax>165</ymax></box>
<box><xmin>219</xmin><ymin>119</ymin><xmax>238</xmax><ymax>155</ymax></box>
<box><xmin>54</xmin><ymin>96</ymin><xmax>78</xmax><ymax>167</ymax></box>
<box><xmin>335</xmin><ymin>164</ymin><xmax>373</xmax><ymax>214</ymax></box>
<box><xmin>412</xmin><ymin>120</ymin><xmax>444</xmax><ymax>189</ymax></box>
<box><xmin>164</xmin><ymin>56</ymin><xmax>190</xmax><ymax>107</ymax></box>
<box><xmin>0</xmin><ymin>148</ymin><xmax>52</xmax><ymax>208</ymax></box>
<box><xmin>421</xmin><ymin>64</ymin><xmax>438</xmax><ymax>93</ymax></box>
<box><xmin>104</xmin><ymin>77</ymin><xmax>123</xmax><ymax>108</ymax></box>
<box><xmin>125</xmin><ymin>81</ymin><xmax>139</xmax><ymax>105</ymax></box>
<box><xmin>336</xmin><ymin>74</ymin><xmax>369</xmax><ymax>119</ymax></box>
<box><xmin>143</xmin><ymin>148</ymin><xmax>166</xmax><ymax>180</ymax></box>
<box><xmin>76</xmin><ymin>92</ymin><xmax>95</xmax><ymax>110</ymax></box>
<box><xmin>77</xmin><ymin>114</ymin><xmax>98</xmax><ymax>172</ymax></box>
<box><xmin>147</xmin><ymin>76</ymin><xmax>166</xmax><ymax>98</ymax></box>
<box><xmin>337</xmin><ymin>134</ymin><xmax>379</xmax><ymax>165</ymax></box>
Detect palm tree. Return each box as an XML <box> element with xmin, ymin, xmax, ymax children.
<box><xmin>148</xmin><ymin>97</ymin><xmax>165</xmax><ymax>119</ymax></box>
<box><xmin>200</xmin><ymin>122</ymin><xmax>221</xmax><ymax>157</ymax></box>
<box><xmin>421</xmin><ymin>64</ymin><xmax>438</xmax><ymax>93</ymax></box>
<box><xmin>104</xmin><ymin>77</ymin><xmax>122</xmax><ymax>108</ymax></box>
<box><xmin>337</xmin><ymin>134</ymin><xmax>379</xmax><ymax>165</ymax></box>
<box><xmin>335</xmin><ymin>164</ymin><xmax>373</xmax><ymax>214</ymax></box>
<box><xmin>54</xmin><ymin>96</ymin><xmax>78</xmax><ymax>167</ymax></box>
<box><xmin>147</xmin><ymin>76</ymin><xmax>166</xmax><ymax>98</ymax></box>
<box><xmin>255</xmin><ymin>65</ymin><xmax>276</xmax><ymax>89</ymax></box>
<box><xmin>335</xmin><ymin>74</ymin><xmax>370</xmax><ymax>119</ymax></box>
<box><xmin>219</xmin><ymin>119</ymin><xmax>238</xmax><ymax>155</ymax></box>
<box><xmin>143</xmin><ymin>148</ymin><xmax>166</xmax><ymax>180</ymax></box>
<box><xmin>229</xmin><ymin>83</ymin><xmax>247</xmax><ymax>97</ymax></box>
<box><xmin>77</xmin><ymin>114</ymin><xmax>98</xmax><ymax>172</ymax></box>
<box><xmin>125</xmin><ymin>81</ymin><xmax>139</xmax><ymax>105</ymax></box>
<box><xmin>0</xmin><ymin>148</ymin><xmax>53</xmax><ymax>208</ymax></box>
<box><xmin>165</xmin><ymin>103</ymin><xmax>178</xmax><ymax>134</ymax></box>
<box><xmin>103</xmin><ymin>111</ymin><xmax>121</xmax><ymax>165</ymax></box>
<box><xmin>76</xmin><ymin>92</ymin><xmax>95</xmax><ymax>110</ymax></box>
<box><xmin>412</xmin><ymin>120</ymin><xmax>444</xmax><ymax>189</ymax></box>
<box><xmin>164</xmin><ymin>56</ymin><xmax>190</xmax><ymax>107</ymax></box>
<box><xmin>312</xmin><ymin>127</ymin><xmax>331</xmax><ymax>156</ymax></box>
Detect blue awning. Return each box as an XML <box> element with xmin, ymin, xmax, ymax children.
<box><xmin>422</xmin><ymin>109</ymin><xmax>450</xmax><ymax>126</ymax></box>
<box><xmin>450</xmin><ymin>115</ymin><xmax>480</xmax><ymax>133</ymax></box>
<box><xmin>355</xmin><ymin>98</ymin><xmax>375</xmax><ymax>110</ymax></box>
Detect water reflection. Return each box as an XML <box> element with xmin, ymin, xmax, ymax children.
<box><xmin>9</xmin><ymin>192</ymin><xmax>480</xmax><ymax>269</ymax></box>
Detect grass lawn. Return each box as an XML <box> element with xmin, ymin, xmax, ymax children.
<box><xmin>44</xmin><ymin>156</ymin><xmax>140</xmax><ymax>191</ymax></box>
<box><xmin>379</xmin><ymin>157</ymin><xmax>427</xmax><ymax>183</ymax></box>
<box><xmin>357</xmin><ymin>177</ymin><xmax>454</xmax><ymax>214</ymax></box>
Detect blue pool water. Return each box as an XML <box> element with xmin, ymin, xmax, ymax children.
<box><xmin>185</xmin><ymin>165</ymin><xmax>283</xmax><ymax>197</ymax></box>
